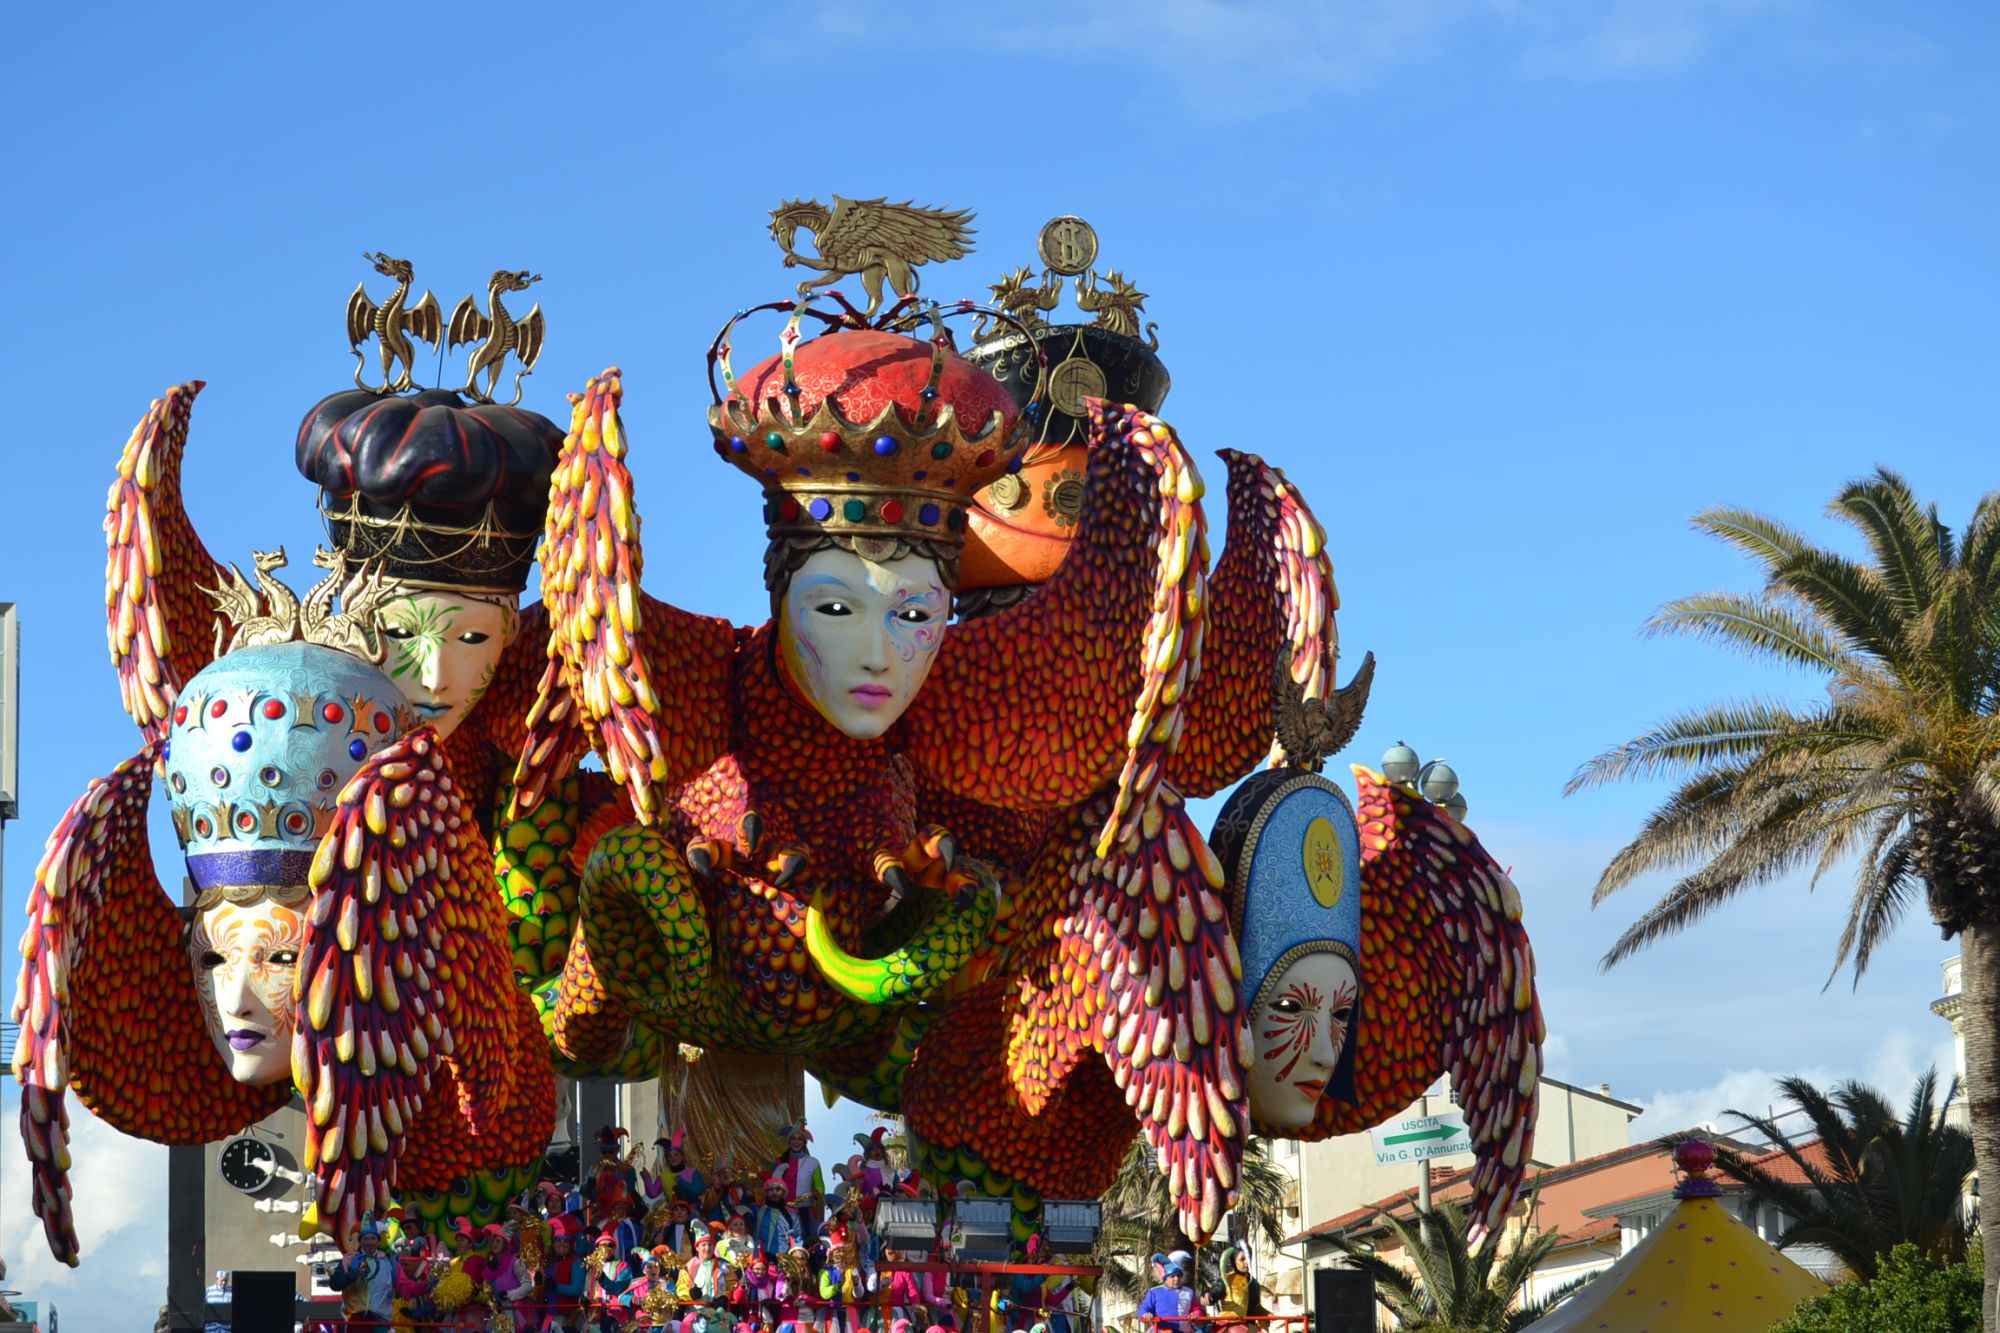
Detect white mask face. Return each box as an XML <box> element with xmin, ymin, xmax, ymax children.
<box><xmin>778</xmin><ymin>547</ymin><xmax>948</xmax><ymax>740</ymax></box>
<box><xmin>1247</xmin><ymin>949</ymin><xmax>1358</xmax><ymax>1129</ymax></box>
<box><xmin>189</xmin><ymin>898</ymin><xmax>307</xmax><ymax>1085</ymax></box>
<box><xmin>379</xmin><ymin>588</ymin><xmax>518</xmax><ymax>738</ymax></box>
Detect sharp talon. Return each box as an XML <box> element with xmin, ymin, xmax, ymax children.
<box><xmin>687</xmin><ymin>842</ymin><xmax>715</xmax><ymax>878</ymax></box>
<box><xmin>740</xmin><ymin>811</ymin><xmax>765</xmax><ymax>855</ymax></box>
<box><xmin>774</xmin><ymin>851</ymin><xmax>806</xmax><ymax>889</ymax></box>
<box><xmin>880</xmin><ymin>864</ymin><xmax>913</xmax><ymax>905</ymax></box>
<box><xmin>936</xmin><ymin>834</ymin><xmax>957</xmax><ymax>873</ymax></box>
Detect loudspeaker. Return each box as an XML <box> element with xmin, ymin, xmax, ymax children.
<box><xmin>1312</xmin><ymin>1267</ymin><xmax>1376</xmax><ymax>1333</ymax></box>
<box><xmin>230</xmin><ymin>1270</ymin><xmax>295</xmax><ymax>1333</ymax></box>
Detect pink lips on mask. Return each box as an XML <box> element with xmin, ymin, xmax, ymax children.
<box><xmin>848</xmin><ymin>685</ymin><xmax>894</xmax><ymax>707</ymax></box>
<box><xmin>225</xmin><ymin>1028</ymin><xmax>267</xmax><ymax>1051</ymax></box>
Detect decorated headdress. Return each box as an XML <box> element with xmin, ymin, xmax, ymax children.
<box><xmin>959</xmin><ymin>216</ymin><xmax>1169</xmax><ymax>599</ymax></box>
<box><xmin>298</xmin><ymin>254</ymin><xmax>564</xmax><ymax>593</ymax></box>
<box><xmin>167</xmin><ymin>553</ymin><xmax>414</xmax><ymax>895</ymax></box>
<box><xmin>1207</xmin><ymin>768</ymin><xmax>1364</xmax><ymax>1102</ymax></box>
<box><xmin>708</xmin><ymin>296</ymin><xmax>1043</xmax><ymax>581</ymax></box>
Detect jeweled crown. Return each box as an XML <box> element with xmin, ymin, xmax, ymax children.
<box><xmin>707</xmin><ymin>299</ymin><xmax>1042</xmax><ymax>548</ymax></box>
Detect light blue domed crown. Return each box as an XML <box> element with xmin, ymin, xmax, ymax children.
<box><xmin>163</xmin><ymin>642</ymin><xmax>413</xmax><ymax>890</ymax></box>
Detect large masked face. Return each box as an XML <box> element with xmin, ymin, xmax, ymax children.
<box><xmin>379</xmin><ymin>587</ymin><xmax>518</xmax><ymax>738</ymax></box>
<box><xmin>778</xmin><ymin>547</ymin><xmax>948</xmax><ymax>740</ymax></box>
<box><xmin>189</xmin><ymin>897</ymin><xmax>307</xmax><ymax>1085</ymax></box>
<box><xmin>1246</xmin><ymin>947</ymin><xmax>1358</xmax><ymax>1130</ymax></box>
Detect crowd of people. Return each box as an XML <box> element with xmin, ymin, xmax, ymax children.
<box><xmin>315</xmin><ymin>1123</ymin><xmax>1093</xmax><ymax>1333</ymax></box>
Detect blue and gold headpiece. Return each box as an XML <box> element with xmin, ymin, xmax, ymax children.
<box><xmin>162</xmin><ymin>549</ymin><xmax>414</xmax><ymax>891</ymax></box>
<box><xmin>1208</xmin><ymin>768</ymin><xmax>1363</xmax><ymax>1091</ymax></box>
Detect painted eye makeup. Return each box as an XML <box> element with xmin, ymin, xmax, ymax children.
<box><xmin>384</xmin><ymin>626</ymin><xmax>415</xmax><ymax>640</ymax></box>
<box><xmin>269</xmin><ymin>949</ymin><xmax>300</xmax><ymax>967</ymax></box>
<box><xmin>200</xmin><ymin>950</ymin><xmax>227</xmax><ymax>969</ymax></box>
<box><xmin>814</xmin><ymin>601</ymin><xmax>854</xmax><ymax>617</ymax></box>
<box><xmin>457</xmin><ymin>631</ymin><xmax>490</xmax><ymax>644</ymax></box>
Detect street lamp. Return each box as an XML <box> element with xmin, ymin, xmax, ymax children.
<box><xmin>1380</xmin><ymin>741</ymin><xmax>1468</xmax><ymax>822</ymax></box>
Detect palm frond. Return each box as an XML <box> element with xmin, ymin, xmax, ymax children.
<box><xmin>1566</xmin><ymin>701</ymin><xmax>1813</xmax><ymax>796</ymax></box>
<box><xmin>1830</xmin><ymin>469</ymin><xmax>1947</xmax><ymax>620</ymax></box>
<box><xmin>1691</xmin><ymin>507</ymin><xmax>1813</xmax><ymax>574</ymax></box>
<box><xmin>1647</xmin><ymin>591</ymin><xmax>1858</xmax><ymax>673</ymax></box>
<box><xmin>1769</xmin><ymin>546</ymin><xmax>1909</xmax><ymax>672</ymax></box>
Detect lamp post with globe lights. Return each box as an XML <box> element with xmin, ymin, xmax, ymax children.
<box><xmin>1380</xmin><ymin>740</ymin><xmax>1469</xmax><ymax>823</ymax></box>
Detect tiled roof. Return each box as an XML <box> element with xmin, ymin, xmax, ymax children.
<box><xmin>1285</xmin><ymin>1132</ymin><xmax>1766</xmax><ymax>1245</ymax></box>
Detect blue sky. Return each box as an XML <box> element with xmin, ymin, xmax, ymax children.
<box><xmin>2</xmin><ymin>1</ymin><xmax>1996</xmax><ymax>1324</ymax></box>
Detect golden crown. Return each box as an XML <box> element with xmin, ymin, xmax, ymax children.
<box><xmin>707</xmin><ymin>298</ymin><xmax>1046</xmax><ymax>548</ymax></box>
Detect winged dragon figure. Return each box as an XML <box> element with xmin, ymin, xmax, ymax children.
<box><xmin>346</xmin><ymin>252</ymin><xmax>442</xmax><ymax>394</ymax></box>
<box><xmin>769</xmin><ymin>196</ymin><xmax>975</xmax><ymax>318</ymax></box>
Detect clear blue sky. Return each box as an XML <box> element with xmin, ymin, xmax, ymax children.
<box><xmin>2</xmin><ymin>2</ymin><xmax>1996</xmax><ymax>1324</ymax></box>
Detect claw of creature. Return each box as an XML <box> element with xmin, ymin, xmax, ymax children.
<box><xmin>739</xmin><ymin>811</ymin><xmax>765</xmax><ymax>856</ymax></box>
<box><xmin>773</xmin><ymin>850</ymin><xmax>807</xmax><ymax>889</ymax></box>
<box><xmin>880</xmin><ymin>863</ymin><xmax>914</xmax><ymax>910</ymax></box>
<box><xmin>686</xmin><ymin>838</ymin><xmax>721</xmax><ymax>880</ymax></box>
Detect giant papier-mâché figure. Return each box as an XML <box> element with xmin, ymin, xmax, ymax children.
<box><xmin>791</xmin><ymin>216</ymin><xmax>1542</xmax><ymax>1239</ymax></box>
<box><xmin>504</xmin><ymin>203</ymin><xmax>1384</xmax><ymax>1238</ymax></box>
<box><xmin>12</xmin><ymin>557</ymin><xmax>555</xmax><ymax>1262</ymax></box>
<box><xmin>90</xmin><ymin>259</ymin><xmax>622</xmax><ymax>1045</ymax></box>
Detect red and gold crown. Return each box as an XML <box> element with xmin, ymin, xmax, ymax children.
<box><xmin>708</xmin><ymin>300</ymin><xmax>1042</xmax><ymax>547</ymax></box>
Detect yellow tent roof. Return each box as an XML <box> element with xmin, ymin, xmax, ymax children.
<box><xmin>1520</xmin><ymin>1143</ymin><xmax>1826</xmax><ymax>1333</ymax></box>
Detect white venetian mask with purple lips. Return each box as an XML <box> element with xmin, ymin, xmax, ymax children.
<box><xmin>777</xmin><ymin>547</ymin><xmax>947</xmax><ymax>739</ymax></box>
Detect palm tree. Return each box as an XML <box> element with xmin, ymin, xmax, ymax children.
<box><xmin>1094</xmin><ymin>1135</ymin><xmax>1294</xmax><ymax>1299</ymax></box>
<box><xmin>1565</xmin><ymin>470</ymin><xmax>2000</xmax><ymax>1325</ymax></box>
<box><xmin>1715</xmin><ymin>1068</ymin><xmax>1974</xmax><ymax>1279</ymax></box>
<box><xmin>1319</xmin><ymin>1200</ymin><xmax>1570</xmax><ymax>1333</ymax></box>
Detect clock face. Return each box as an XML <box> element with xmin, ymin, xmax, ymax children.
<box><xmin>218</xmin><ymin>1135</ymin><xmax>277</xmax><ymax>1194</ymax></box>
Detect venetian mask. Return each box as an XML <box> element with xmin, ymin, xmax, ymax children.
<box><xmin>378</xmin><ymin>586</ymin><xmax>518</xmax><ymax>738</ymax></box>
<box><xmin>778</xmin><ymin>547</ymin><xmax>947</xmax><ymax>739</ymax></box>
<box><xmin>1208</xmin><ymin>768</ymin><xmax>1365</xmax><ymax>1132</ymax></box>
<box><xmin>164</xmin><ymin>640</ymin><xmax>412</xmax><ymax>1084</ymax></box>
<box><xmin>1247</xmin><ymin>946</ymin><xmax>1359</xmax><ymax>1130</ymax></box>
<box><xmin>188</xmin><ymin>896</ymin><xmax>307</xmax><ymax>1084</ymax></box>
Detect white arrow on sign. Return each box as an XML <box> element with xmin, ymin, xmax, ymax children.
<box><xmin>1370</xmin><ymin>1110</ymin><xmax>1472</xmax><ymax>1166</ymax></box>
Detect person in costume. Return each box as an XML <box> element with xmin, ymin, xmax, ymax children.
<box><xmin>680</xmin><ymin>1226</ymin><xmax>731</xmax><ymax>1303</ymax></box>
<box><xmin>621</xmin><ymin>1251</ymin><xmax>681</xmax><ymax>1328</ymax></box>
<box><xmin>755</xmin><ymin>1176</ymin><xmax>804</xmax><ymax>1257</ymax></box>
<box><xmin>540</xmin><ymin>1217</ymin><xmax>591</xmax><ymax>1333</ymax></box>
<box><xmin>719</xmin><ymin>1211</ymin><xmax>758</xmax><ymax>1268</ymax></box>
<box><xmin>1212</xmin><ymin>1246</ymin><xmax>1263</xmax><ymax>1333</ymax></box>
<box><xmin>657</xmin><ymin>1197</ymin><xmax>701</xmax><ymax>1256</ymax></box>
<box><xmin>662</xmin><ymin>1131</ymin><xmax>708</xmax><ymax>1204</ymax></box>
<box><xmin>329</xmin><ymin>1216</ymin><xmax>405</xmax><ymax>1329</ymax></box>
<box><xmin>817</xmin><ymin>1235</ymin><xmax>870</xmax><ymax>1333</ymax></box>
<box><xmin>773</xmin><ymin>1125</ymin><xmax>825</xmax><ymax>1235</ymax></box>
<box><xmin>1134</xmin><ymin>1263</ymin><xmax>1200</xmax><ymax>1333</ymax></box>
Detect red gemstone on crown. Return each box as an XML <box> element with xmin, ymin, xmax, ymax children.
<box><xmin>818</xmin><ymin>430</ymin><xmax>842</xmax><ymax>452</ymax></box>
<box><xmin>209</xmin><ymin>700</ymin><xmax>227</xmax><ymax>718</ymax></box>
<box><xmin>261</xmin><ymin>699</ymin><xmax>285</xmax><ymax>720</ymax></box>
<box><xmin>323</xmin><ymin>702</ymin><xmax>345</xmax><ymax>724</ymax></box>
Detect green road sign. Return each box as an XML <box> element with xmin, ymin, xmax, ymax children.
<box><xmin>1370</xmin><ymin>1110</ymin><xmax>1472</xmax><ymax>1166</ymax></box>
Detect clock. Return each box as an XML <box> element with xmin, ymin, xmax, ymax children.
<box><xmin>218</xmin><ymin>1135</ymin><xmax>278</xmax><ymax>1194</ymax></box>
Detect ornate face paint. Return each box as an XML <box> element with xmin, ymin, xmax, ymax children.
<box><xmin>188</xmin><ymin>898</ymin><xmax>307</xmax><ymax>1085</ymax></box>
<box><xmin>1247</xmin><ymin>948</ymin><xmax>1358</xmax><ymax>1129</ymax></box>
<box><xmin>379</xmin><ymin>587</ymin><xmax>517</xmax><ymax>738</ymax></box>
<box><xmin>777</xmin><ymin>547</ymin><xmax>948</xmax><ymax>740</ymax></box>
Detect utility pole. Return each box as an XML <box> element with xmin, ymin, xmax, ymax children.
<box><xmin>0</xmin><ymin>605</ymin><xmax>18</xmax><ymax>1248</ymax></box>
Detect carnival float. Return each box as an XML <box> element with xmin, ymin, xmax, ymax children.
<box><xmin>12</xmin><ymin>198</ymin><xmax>1544</xmax><ymax>1267</ymax></box>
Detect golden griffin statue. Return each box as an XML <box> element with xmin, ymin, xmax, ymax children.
<box><xmin>768</xmin><ymin>195</ymin><xmax>975</xmax><ymax>317</ymax></box>
<box><xmin>1075</xmin><ymin>268</ymin><xmax>1159</xmax><ymax>348</ymax></box>
<box><xmin>449</xmin><ymin>268</ymin><xmax>546</xmax><ymax>405</ymax></box>
<box><xmin>345</xmin><ymin>252</ymin><xmax>442</xmax><ymax>393</ymax></box>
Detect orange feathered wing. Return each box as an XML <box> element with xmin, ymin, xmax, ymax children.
<box><xmin>972</xmin><ymin>785</ymin><xmax>1248</xmax><ymax>1238</ymax></box>
<box><xmin>1169</xmin><ymin>450</ymin><xmax>1343</xmax><ymax>795</ymax></box>
<box><xmin>11</xmin><ymin>744</ymin><xmax>290</xmax><ymax>1264</ymax></box>
<box><xmin>296</xmin><ymin>730</ymin><xmax>549</xmax><ymax>1244</ymax></box>
<box><xmin>513</xmin><ymin>369</ymin><xmax>734</xmax><ymax>824</ymax></box>
<box><xmin>898</xmin><ymin>403</ymin><xmax>1209</xmax><ymax>856</ymax></box>
<box><xmin>103</xmin><ymin>382</ymin><xmax>238</xmax><ymax>742</ymax></box>
<box><xmin>1298</xmin><ymin>768</ymin><xmax>1543</xmax><ymax>1239</ymax></box>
